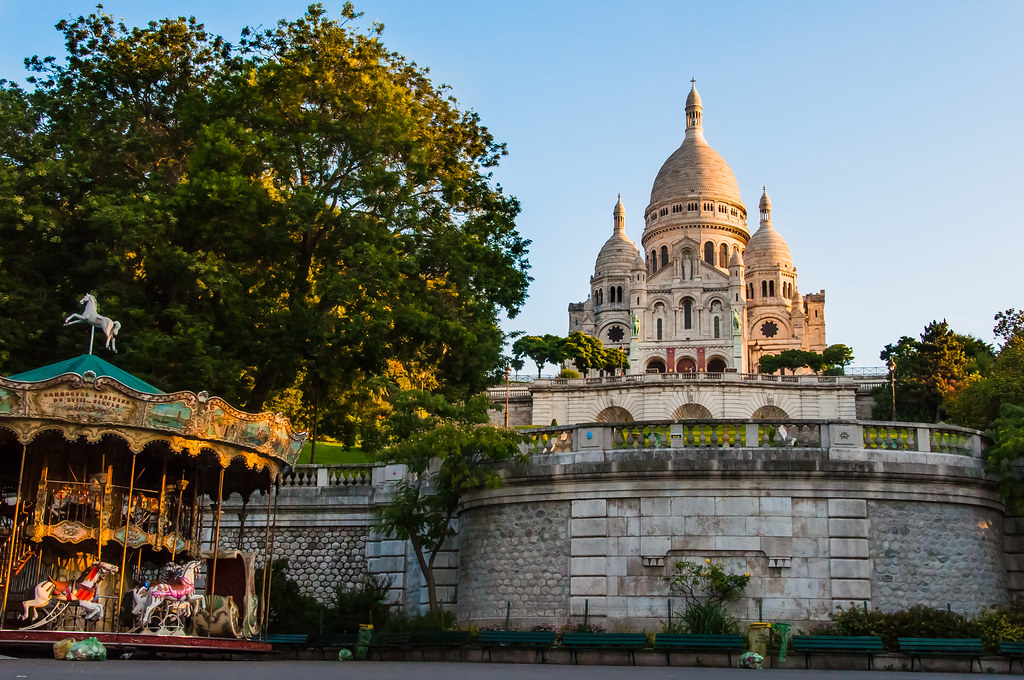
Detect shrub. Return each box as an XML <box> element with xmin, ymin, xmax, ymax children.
<box><xmin>329</xmin><ymin>574</ymin><xmax>394</xmax><ymax>633</ymax></box>
<box><xmin>974</xmin><ymin>606</ymin><xmax>1024</xmax><ymax>651</ymax></box>
<box><xmin>664</xmin><ymin>559</ymin><xmax>750</xmax><ymax>634</ymax></box>
<box><xmin>822</xmin><ymin>605</ymin><xmax>976</xmax><ymax>651</ymax></box>
<box><xmin>255</xmin><ymin>559</ymin><xmax>328</xmax><ymax>635</ymax></box>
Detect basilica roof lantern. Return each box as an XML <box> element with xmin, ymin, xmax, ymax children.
<box><xmin>744</xmin><ymin>186</ymin><xmax>794</xmax><ymax>270</ymax></box>
<box><xmin>595</xmin><ymin>194</ymin><xmax>640</xmax><ymax>275</ymax></box>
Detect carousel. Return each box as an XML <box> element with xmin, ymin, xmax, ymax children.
<box><xmin>0</xmin><ymin>296</ymin><xmax>305</xmax><ymax>652</ymax></box>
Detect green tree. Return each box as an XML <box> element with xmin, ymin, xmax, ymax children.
<box><xmin>561</xmin><ymin>331</ymin><xmax>606</xmax><ymax>377</ymax></box>
<box><xmin>821</xmin><ymin>343</ymin><xmax>855</xmax><ymax>375</ymax></box>
<box><xmin>947</xmin><ymin>309</ymin><xmax>1024</xmax><ymax>429</ymax></box>
<box><xmin>984</xmin><ymin>403</ymin><xmax>1024</xmax><ymax>513</ymax></box>
<box><xmin>874</xmin><ymin>320</ymin><xmax>987</xmax><ymax>422</ymax></box>
<box><xmin>377</xmin><ymin>391</ymin><xmax>526</xmax><ymax>614</ymax></box>
<box><xmin>0</xmin><ymin>4</ymin><xmax>530</xmax><ymax>436</ymax></box>
<box><xmin>512</xmin><ymin>334</ymin><xmax>563</xmax><ymax>378</ymax></box>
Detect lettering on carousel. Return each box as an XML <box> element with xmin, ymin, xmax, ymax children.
<box><xmin>33</xmin><ymin>388</ymin><xmax>137</xmax><ymax>422</ymax></box>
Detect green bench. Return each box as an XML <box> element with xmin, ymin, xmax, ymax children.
<box><xmin>477</xmin><ymin>630</ymin><xmax>557</xmax><ymax>663</ymax></box>
<box><xmin>791</xmin><ymin>635</ymin><xmax>884</xmax><ymax>669</ymax></box>
<box><xmin>368</xmin><ymin>632</ymin><xmax>411</xmax><ymax>660</ymax></box>
<box><xmin>314</xmin><ymin>633</ymin><xmax>358</xmax><ymax>660</ymax></box>
<box><xmin>653</xmin><ymin>633</ymin><xmax>746</xmax><ymax>667</ymax></box>
<box><xmin>898</xmin><ymin>637</ymin><xmax>984</xmax><ymax>672</ymax></box>
<box><xmin>409</xmin><ymin>630</ymin><xmax>472</xmax><ymax>660</ymax></box>
<box><xmin>263</xmin><ymin>633</ymin><xmax>308</xmax><ymax>659</ymax></box>
<box><xmin>561</xmin><ymin>632</ymin><xmax>648</xmax><ymax>665</ymax></box>
<box><xmin>999</xmin><ymin>641</ymin><xmax>1024</xmax><ymax>673</ymax></box>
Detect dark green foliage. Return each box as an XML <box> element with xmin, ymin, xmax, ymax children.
<box><xmin>820</xmin><ymin>605</ymin><xmax>975</xmax><ymax>651</ymax></box>
<box><xmin>874</xmin><ymin>321</ymin><xmax>990</xmax><ymax>422</ymax></box>
<box><xmin>255</xmin><ymin>559</ymin><xmax>328</xmax><ymax>635</ymax></box>
<box><xmin>330</xmin><ymin>574</ymin><xmax>394</xmax><ymax>633</ymax></box>
<box><xmin>984</xmin><ymin>403</ymin><xmax>1024</xmax><ymax>512</ymax></box>
<box><xmin>0</xmin><ymin>4</ymin><xmax>530</xmax><ymax>439</ymax></box>
<box><xmin>947</xmin><ymin>309</ymin><xmax>1024</xmax><ymax>430</ymax></box>
<box><xmin>383</xmin><ymin>608</ymin><xmax>457</xmax><ymax>632</ymax></box>
<box><xmin>757</xmin><ymin>344</ymin><xmax>853</xmax><ymax>375</ymax></box>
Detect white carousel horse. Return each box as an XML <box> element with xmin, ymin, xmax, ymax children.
<box><xmin>20</xmin><ymin>561</ymin><xmax>119</xmax><ymax>622</ymax></box>
<box><xmin>139</xmin><ymin>560</ymin><xmax>204</xmax><ymax>630</ymax></box>
<box><xmin>64</xmin><ymin>293</ymin><xmax>121</xmax><ymax>352</ymax></box>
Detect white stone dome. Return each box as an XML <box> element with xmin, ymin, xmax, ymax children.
<box><xmin>649</xmin><ymin>83</ymin><xmax>743</xmax><ymax>208</ymax></box>
<box><xmin>745</xmin><ymin>189</ymin><xmax>793</xmax><ymax>269</ymax></box>
<box><xmin>595</xmin><ymin>196</ymin><xmax>639</xmax><ymax>273</ymax></box>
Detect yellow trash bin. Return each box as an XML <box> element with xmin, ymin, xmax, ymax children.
<box><xmin>747</xmin><ymin>621</ymin><xmax>771</xmax><ymax>658</ymax></box>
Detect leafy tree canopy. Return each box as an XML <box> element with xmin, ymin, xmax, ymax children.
<box><xmin>757</xmin><ymin>344</ymin><xmax>853</xmax><ymax>375</ymax></box>
<box><xmin>0</xmin><ymin>4</ymin><xmax>530</xmax><ymax>436</ymax></box>
<box><xmin>946</xmin><ymin>309</ymin><xmax>1024</xmax><ymax>430</ymax></box>
<box><xmin>873</xmin><ymin>320</ymin><xmax>992</xmax><ymax>423</ymax></box>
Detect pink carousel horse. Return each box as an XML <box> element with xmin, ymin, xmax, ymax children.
<box><xmin>20</xmin><ymin>561</ymin><xmax>119</xmax><ymax>622</ymax></box>
<box><xmin>138</xmin><ymin>560</ymin><xmax>204</xmax><ymax>629</ymax></box>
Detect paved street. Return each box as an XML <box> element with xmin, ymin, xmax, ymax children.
<box><xmin>0</xmin><ymin>660</ymin><xmax>1004</xmax><ymax>680</ymax></box>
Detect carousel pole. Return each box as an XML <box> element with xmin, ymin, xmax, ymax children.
<box><xmin>262</xmin><ymin>476</ymin><xmax>281</xmax><ymax>636</ymax></box>
<box><xmin>0</xmin><ymin>443</ymin><xmax>28</xmax><ymax>630</ymax></box>
<box><xmin>115</xmin><ymin>453</ymin><xmax>138</xmax><ymax>633</ymax></box>
<box><xmin>208</xmin><ymin>467</ymin><xmax>225</xmax><ymax>608</ymax></box>
<box><xmin>259</xmin><ymin>471</ymin><xmax>274</xmax><ymax>637</ymax></box>
<box><xmin>170</xmin><ymin>472</ymin><xmax>185</xmax><ymax>563</ymax></box>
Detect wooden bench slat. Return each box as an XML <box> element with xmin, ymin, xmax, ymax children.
<box><xmin>791</xmin><ymin>635</ymin><xmax>883</xmax><ymax>670</ymax></box>
<box><xmin>897</xmin><ymin>637</ymin><xmax>983</xmax><ymax>672</ymax></box>
<box><xmin>477</xmin><ymin>631</ymin><xmax>557</xmax><ymax>663</ymax></box>
<box><xmin>561</xmin><ymin>632</ymin><xmax>648</xmax><ymax>666</ymax></box>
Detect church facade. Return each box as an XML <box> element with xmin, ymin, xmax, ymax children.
<box><xmin>568</xmin><ymin>83</ymin><xmax>826</xmax><ymax>376</ymax></box>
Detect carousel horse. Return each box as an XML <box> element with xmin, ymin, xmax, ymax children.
<box><xmin>20</xmin><ymin>561</ymin><xmax>119</xmax><ymax>622</ymax></box>
<box><xmin>139</xmin><ymin>560</ymin><xmax>204</xmax><ymax>629</ymax></box>
<box><xmin>64</xmin><ymin>293</ymin><xmax>121</xmax><ymax>352</ymax></box>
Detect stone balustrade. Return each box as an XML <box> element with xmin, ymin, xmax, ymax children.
<box><xmin>279</xmin><ymin>463</ymin><xmax>375</xmax><ymax>488</ymax></box>
<box><xmin>520</xmin><ymin>419</ymin><xmax>985</xmax><ymax>458</ymax></box>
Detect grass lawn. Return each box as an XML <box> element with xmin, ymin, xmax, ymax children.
<box><xmin>296</xmin><ymin>440</ymin><xmax>375</xmax><ymax>465</ymax></box>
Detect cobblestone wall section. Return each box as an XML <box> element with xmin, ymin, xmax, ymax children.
<box><xmin>869</xmin><ymin>500</ymin><xmax>1008</xmax><ymax>612</ymax></box>
<box><xmin>222</xmin><ymin>524</ymin><xmax>371</xmax><ymax>604</ymax></box>
<box><xmin>457</xmin><ymin>501</ymin><xmax>570</xmax><ymax>623</ymax></box>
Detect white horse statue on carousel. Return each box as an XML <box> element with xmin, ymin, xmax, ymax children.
<box><xmin>133</xmin><ymin>560</ymin><xmax>205</xmax><ymax>633</ymax></box>
<box><xmin>20</xmin><ymin>561</ymin><xmax>119</xmax><ymax>625</ymax></box>
<box><xmin>64</xmin><ymin>293</ymin><xmax>121</xmax><ymax>353</ymax></box>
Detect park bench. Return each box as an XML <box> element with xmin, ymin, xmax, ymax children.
<box><xmin>561</xmin><ymin>632</ymin><xmax>648</xmax><ymax>665</ymax></box>
<box><xmin>368</xmin><ymin>632</ymin><xmax>411</xmax><ymax>660</ymax></box>
<box><xmin>409</xmin><ymin>630</ymin><xmax>472</xmax><ymax>660</ymax></box>
<box><xmin>653</xmin><ymin>633</ymin><xmax>746</xmax><ymax>667</ymax></box>
<box><xmin>791</xmin><ymin>635</ymin><xmax>884</xmax><ymax>669</ymax></box>
<box><xmin>999</xmin><ymin>641</ymin><xmax>1024</xmax><ymax>673</ymax></box>
<box><xmin>263</xmin><ymin>633</ymin><xmax>308</xmax><ymax>659</ymax></box>
<box><xmin>898</xmin><ymin>637</ymin><xmax>984</xmax><ymax>672</ymax></box>
<box><xmin>477</xmin><ymin>630</ymin><xmax>557</xmax><ymax>663</ymax></box>
<box><xmin>314</xmin><ymin>633</ymin><xmax>358</xmax><ymax>659</ymax></box>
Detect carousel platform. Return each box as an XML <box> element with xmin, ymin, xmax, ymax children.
<box><xmin>0</xmin><ymin>629</ymin><xmax>272</xmax><ymax>656</ymax></box>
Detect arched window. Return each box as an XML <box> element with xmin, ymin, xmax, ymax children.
<box><xmin>660</xmin><ymin>246</ymin><xmax>669</xmax><ymax>269</ymax></box>
<box><xmin>769</xmin><ymin>280</ymin><xmax>775</xmax><ymax>297</ymax></box>
<box><xmin>656</xmin><ymin>318</ymin><xmax>663</xmax><ymax>340</ymax></box>
<box><xmin>617</xmin><ymin>285</ymin><xmax>623</xmax><ymax>302</ymax></box>
<box><xmin>683</xmin><ymin>298</ymin><xmax>693</xmax><ymax>329</ymax></box>
<box><xmin>651</xmin><ymin>250</ymin><xmax>658</xmax><ymax>271</ymax></box>
<box><xmin>761</xmin><ymin>281</ymin><xmax>768</xmax><ymax>297</ymax></box>
<box><xmin>719</xmin><ymin>243</ymin><xmax>728</xmax><ymax>267</ymax></box>
<box><xmin>704</xmin><ymin>241</ymin><xmax>714</xmax><ymax>264</ymax></box>
<box><xmin>608</xmin><ymin>286</ymin><xmax>614</xmax><ymax>303</ymax></box>
<box><xmin>714</xmin><ymin>316</ymin><xmax>720</xmax><ymax>338</ymax></box>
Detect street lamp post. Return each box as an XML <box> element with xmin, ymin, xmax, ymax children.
<box><xmin>752</xmin><ymin>340</ymin><xmax>762</xmax><ymax>374</ymax></box>
<box><xmin>887</xmin><ymin>358</ymin><xmax>897</xmax><ymax>421</ymax></box>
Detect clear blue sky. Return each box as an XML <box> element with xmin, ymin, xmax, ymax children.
<box><xmin>2</xmin><ymin>1</ymin><xmax>1022</xmax><ymax>367</ymax></box>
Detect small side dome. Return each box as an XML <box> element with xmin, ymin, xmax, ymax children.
<box><xmin>633</xmin><ymin>252</ymin><xmax>646</xmax><ymax>270</ymax></box>
<box><xmin>729</xmin><ymin>250</ymin><xmax>743</xmax><ymax>267</ymax></box>
<box><xmin>596</xmin><ymin>195</ymin><xmax>640</xmax><ymax>274</ymax></box>
<box><xmin>744</xmin><ymin>224</ymin><xmax>793</xmax><ymax>270</ymax></box>
<box><xmin>759</xmin><ymin>186</ymin><xmax>772</xmax><ymax>212</ymax></box>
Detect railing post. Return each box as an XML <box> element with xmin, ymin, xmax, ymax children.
<box><xmin>916</xmin><ymin>427</ymin><xmax>931</xmax><ymax>453</ymax></box>
<box><xmin>316</xmin><ymin>466</ymin><xmax>329</xmax><ymax>487</ymax></box>
<box><xmin>745</xmin><ymin>423</ymin><xmax>759</xmax><ymax>448</ymax></box>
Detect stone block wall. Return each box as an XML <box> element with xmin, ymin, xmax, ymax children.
<box><xmin>869</xmin><ymin>500</ymin><xmax>1008</xmax><ymax>612</ymax></box>
<box><xmin>457</xmin><ymin>501</ymin><xmax>570</xmax><ymax>624</ymax></box>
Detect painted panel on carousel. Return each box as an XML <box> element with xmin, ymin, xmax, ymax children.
<box><xmin>145</xmin><ymin>400</ymin><xmax>194</xmax><ymax>431</ymax></box>
<box><xmin>29</xmin><ymin>385</ymin><xmax>139</xmax><ymax>424</ymax></box>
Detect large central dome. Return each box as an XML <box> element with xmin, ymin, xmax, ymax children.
<box><xmin>648</xmin><ymin>83</ymin><xmax>743</xmax><ymax>208</ymax></box>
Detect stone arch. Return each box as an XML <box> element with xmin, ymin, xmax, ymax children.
<box><xmin>706</xmin><ymin>357</ymin><xmax>727</xmax><ymax>373</ymax></box>
<box><xmin>646</xmin><ymin>358</ymin><xmax>666</xmax><ymax>373</ymax></box>
<box><xmin>752</xmin><ymin>405</ymin><xmax>789</xmax><ymax>419</ymax></box>
<box><xmin>595</xmin><ymin>406</ymin><xmax>633</xmax><ymax>423</ymax></box>
<box><xmin>676</xmin><ymin>357</ymin><xmax>697</xmax><ymax>373</ymax></box>
<box><xmin>672</xmin><ymin>403</ymin><xmax>713</xmax><ymax>419</ymax></box>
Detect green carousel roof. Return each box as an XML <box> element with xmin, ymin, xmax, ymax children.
<box><xmin>7</xmin><ymin>354</ymin><xmax>164</xmax><ymax>395</ymax></box>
